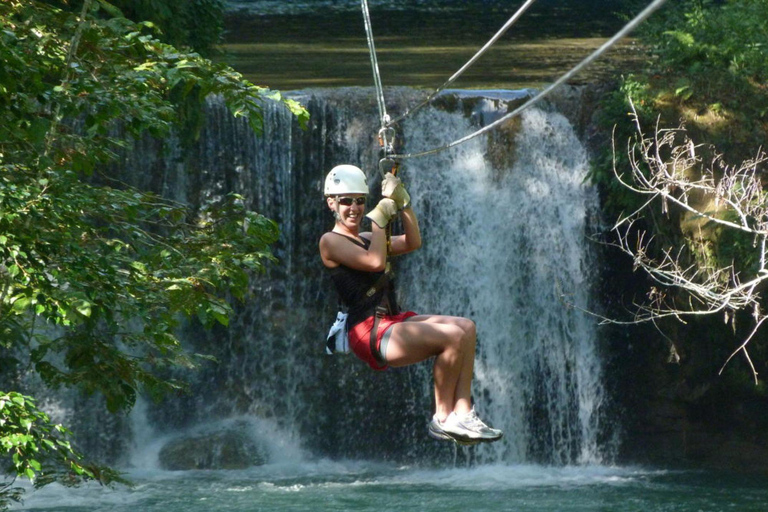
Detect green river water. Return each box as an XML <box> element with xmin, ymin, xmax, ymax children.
<box><xmin>15</xmin><ymin>463</ymin><xmax>768</xmax><ymax>511</ymax></box>
<box><xmin>219</xmin><ymin>0</ymin><xmax>646</xmax><ymax>90</ymax></box>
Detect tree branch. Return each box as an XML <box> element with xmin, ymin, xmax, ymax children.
<box><xmin>602</xmin><ymin>99</ymin><xmax>768</xmax><ymax>379</ymax></box>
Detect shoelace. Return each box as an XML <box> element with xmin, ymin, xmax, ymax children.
<box><xmin>460</xmin><ymin>410</ymin><xmax>490</xmax><ymax>430</ymax></box>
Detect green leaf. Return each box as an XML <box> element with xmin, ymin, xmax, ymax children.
<box><xmin>74</xmin><ymin>300</ymin><xmax>93</xmax><ymax>318</ymax></box>
<box><xmin>0</xmin><ymin>0</ymin><xmax>296</xmax><ymax>496</ymax></box>
<box><xmin>11</xmin><ymin>296</ymin><xmax>32</xmax><ymax>314</ymax></box>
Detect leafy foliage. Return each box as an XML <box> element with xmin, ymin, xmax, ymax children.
<box><xmin>589</xmin><ymin>76</ymin><xmax>656</xmax><ymax>219</ymax></box>
<box><xmin>592</xmin><ymin>0</ymin><xmax>768</xmax><ymax>218</ymax></box>
<box><xmin>648</xmin><ymin>0</ymin><xmax>768</xmax><ymax>82</ymax></box>
<box><xmin>105</xmin><ymin>0</ymin><xmax>227</xmax><ymax>56</ymax></box>
<box><xmin>592</xmin><ymin>0</ymin><xmax>768</xmax><ymax>386</ymax></box>
<box><xmin>0</xmin><ymin>0</ymin><xmax>308</xmax><ymax>504</ymax></box>
<box><xmin>41</xmin><ymin>0</ymin><xmax>227</xmax><ymax>56</ymax></box>
<box><xmin>0</xmin><ymin>392</ymin><xmax>124</xmax><ymax>509</ymax></box>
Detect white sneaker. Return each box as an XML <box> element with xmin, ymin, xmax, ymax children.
<box><xmin>440</xmin><ymin>408</ymin><xmax>503</xmax><ymax>443</ymax></box>
<box><xmin>428</xmin><ymin>416</ymin><xmax>480</xmax><ymax>446</ymax></box>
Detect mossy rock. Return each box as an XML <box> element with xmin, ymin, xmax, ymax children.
<box><xmin>158</xmin><ymin>426</ymin><xmax>268</xmax><ymax>470</ymax></box>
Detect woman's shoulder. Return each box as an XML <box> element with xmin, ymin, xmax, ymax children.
<box><xmin>319</xmin><ymin>231</ymin><xmax>337</xmax><ymax>245</ymax></box>
<box><xmin>321</xmin><ymin>231</ymin><xmax>371</xmax><ymax>247</ymax></box>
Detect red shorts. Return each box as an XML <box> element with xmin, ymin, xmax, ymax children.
<box><xmin>348</xmin><ymin>311</ymin><xmax>417</xmax><ymax>370</ymax></box>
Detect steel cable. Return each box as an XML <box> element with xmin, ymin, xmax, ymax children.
<box><xmin>388</xmin><ymin>0</ymin><xmax>670</xmax><ymax>161</ymax></box>
<box><xmin>386</xmin><ymin>0</ymin><xmax>539</xmax><ymax>128</ymax></box>
<box><xmin>361</xmin><ymin>0</ymin><xmax>388</xmax><ymax>129</ymax></box>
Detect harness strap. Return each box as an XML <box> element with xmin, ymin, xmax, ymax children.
<box><xmin>369</xmin><ymin>304</ymin><xmax>389</xmax><ymax>369</ymax></box>
<box><xmin>366</xmin><ymin>270</ymin><xmax>394</xmax><ymax>369</ymax></box>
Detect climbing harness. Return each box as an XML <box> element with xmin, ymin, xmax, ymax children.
<box><xmin>361</xmin><ymin>0</ymin><xmax>671</xmax><ymax>161</ymax></box>
<box><xmin>325</xmin><ymin>268</ymin><xmax>394</xmax><ymax>357</ymax></box>
<box><xmin>366</xmin><ymin>267</ymin><xmax>398</xmax><ymax>369</ymax></box>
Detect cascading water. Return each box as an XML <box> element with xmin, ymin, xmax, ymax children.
<box><xmin>63</xmin><ymin>87</ymin><xmax>614</xmax><ymax>468</ymax></box>
<box><xmin>396</xmin><ymin>97</ymin><xmax>607</xmax><ymax>464</ymax></box>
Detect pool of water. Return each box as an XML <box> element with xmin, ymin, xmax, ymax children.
<box><xmin>14</xmin><ymin>463</ymin><xmax>768</xmax><ymax>512</ymax></box>
<box><xmin>218</xmin><ymin>1</ymin><xmax>647</xmax><ymax>90</ymax></box>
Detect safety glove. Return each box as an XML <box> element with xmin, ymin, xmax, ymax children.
<box><xmin>381</xmin><ymin>172</ymin><xmax>411</xmax><ymax>210</ymax></box>
<box><xmin>366</xmin><ymin>198</ymin><xmax>398</xmax><ymax>228</ymax></box>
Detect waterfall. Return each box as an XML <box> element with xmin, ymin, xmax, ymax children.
<box><xmin>397</xmin><ymin>98</ymin><xmax>607</xmax><ymax>464</ymax></box>
<box><xmin>105</xmin><ymin>87</ymin><xmax>613</xmax><ymax>466</ymax></box>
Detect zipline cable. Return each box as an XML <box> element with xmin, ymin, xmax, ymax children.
<box><xmin>388</xmin><ymin>0</ymin><xmax>670</xmax><ymax>161</ymax></box>
<box><xmin>361</xmin><ymin>0</ymin><xmax>400</xmax><ymax>262</ymax></box>
<box><xmin>386</xmin><ymin>0</ymin><xmax>539</xmax><ymax>128</ymax></box>
<box><xmin>361</xmin><ymin>0</ymin><xmax>389</xmax><ymax>131</ymax></box>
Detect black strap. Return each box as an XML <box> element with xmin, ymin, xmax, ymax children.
<box><xmin>369</xmin><ymin>303</ymin><xmax>389</xmax><ymax>369</ymax></box>
<box><xmin>365</xmin><ymin>265</ymin><xmax>392</xmax><ymax>298</ymax></box>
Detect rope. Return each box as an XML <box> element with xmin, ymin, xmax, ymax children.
<box><xmin>389</xmin><ymin>0</ymin><xmax>670</xmax><ymax>161</ymax></box>
<box><xmin>361</xmin><ymin>0</ymin><xmax>388</xmax><ymax>129</ymax></box>
<box><xmin>361</xmin><ymin>0</ymin><xmax>397</xmax><ymax>260</ymax></box>
<box><xmin>386</xmin><ymin>0</ymin><xmax>539</xmax><ymax>128</ymax></box>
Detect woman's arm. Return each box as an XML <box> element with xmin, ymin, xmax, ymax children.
<box><xmin>319</xmin><ymin>224</ymin><xmax>389</xmax><ymax>272</ymax></box>
<box><xmin>390</xmin><ymin>206</ymin><xmax>422</xmax><ymax>256</ymax></box>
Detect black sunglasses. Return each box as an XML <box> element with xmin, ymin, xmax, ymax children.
<box><xmin>337</xmin><ymin>196</ymin><xmax>366</xmax><ymax>206</ymax></box>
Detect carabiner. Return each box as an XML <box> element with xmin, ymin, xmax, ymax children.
<box><xmin>377</xmin><ymin>126</ymin><xmax>396</xmax><ymax>156</ymax></box>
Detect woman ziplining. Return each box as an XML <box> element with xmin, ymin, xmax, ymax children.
<box><xmin>319</xmin><ymin>165</ymin><xmax>503</xmax><ymax>444</ymax></box>
<box><xmin>317</xmin><ymin>0</ymin><xmax>670</xmax><ymax>446</ymax></box>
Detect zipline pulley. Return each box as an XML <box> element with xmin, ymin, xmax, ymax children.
<box><xmin>378</xmin><ymin>125</ymin><xmax>396</xmax><ymax>159</ymax></box>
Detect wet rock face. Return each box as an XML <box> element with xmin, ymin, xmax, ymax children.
<box><xmin>158</xmin><ymin>428</ymin><xmax>268</xmax><ymax>470</ymax></box>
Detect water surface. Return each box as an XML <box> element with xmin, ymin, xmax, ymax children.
<box><xmin>15</xmin><ymin>463</ymin><xmax>768</xmax><ymax>512</ymax></box>
<box><xmin>219</xmin><ymin>1</ymin><xmax>646</xmax><ymax>90</ymax></box>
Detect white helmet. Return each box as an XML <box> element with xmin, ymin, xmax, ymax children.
<box><xmin>324</xmin><ymin>165</ymin><xmax>368</xmax><ymax>196</ymax></box>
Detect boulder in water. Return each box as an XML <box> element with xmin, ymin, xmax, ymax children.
<box><xmin>158</xmin><ymin>425</ymin><xmax>268</xmax><ymax>470</ymax></box>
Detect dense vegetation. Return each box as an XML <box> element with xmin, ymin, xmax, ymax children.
<box><xmin>592</xmin><ymin>0</ymin><xmax>768</xmax><ymax>456</ymax></box>
<box><xmin>0</xmin><ymin>0</ymin><xmax>307</xmax><ymax>507</ymax></box>
<box><xmin>591</xmin><ymin>0</ymin><xmax>767</xmax><ymax>300</ymax></box>
<box><xmin>593</xmin><ymin>0</ymin><xmax>768</xmax><ymax>217</ymax></box>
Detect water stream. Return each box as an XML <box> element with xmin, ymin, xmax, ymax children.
<box><xmin>16</xmin><ymin>463</ymin><xmax>768</xmax><ymax>511</ymax></box>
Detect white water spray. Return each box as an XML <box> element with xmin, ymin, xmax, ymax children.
<box><xmin>399</xmin><ymin>103</ymin><xmax>608</xmax><ymax>464</ymax></box>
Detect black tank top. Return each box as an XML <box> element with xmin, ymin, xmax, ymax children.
<box><xmin>326</xmin><ymin>234</ymin><xmax>398</xmax><ymax>328</ymax></box>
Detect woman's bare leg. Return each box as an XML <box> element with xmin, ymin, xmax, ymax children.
<box><xmin>451</xmin><ymin>318</ymin><xmax>476</xmax><ymax>414</ymax></box>
<box><xmin>385</xmin><ymin>315</ymin><xmax>477</xmax><ymax>420</ymax></box>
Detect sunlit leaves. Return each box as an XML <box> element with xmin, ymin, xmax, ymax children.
<box><xmin>656</xmin><ymin>0</ymin><xmax>768</xmax><ymax>81</ymax></box>
<box><xmin>0</xmin><ymin>391</ymin><xmax>123</xmax><ymax>509</ymax></box>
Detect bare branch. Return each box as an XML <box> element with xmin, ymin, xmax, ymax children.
<box><xmin>604</xmin><ymin>100</ymin><xmax>768</xmax><ymax>379</ymax></box>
